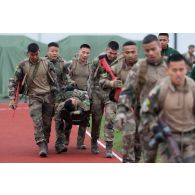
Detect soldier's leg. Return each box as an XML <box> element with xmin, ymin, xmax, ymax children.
<box><xmin>91</xmin><ymin>93</ymin><xmax>104</xmax><ymax>154</ymax></box>
<box><xmin>64</xmin><ymin>122</ymin><xmax>72</xmax><ymax>145</ymax></box>
<box><xmin>122</xmin><ymin>112</ymin><xmax>136</xmax><ymax>163</ymax></box>
<box><xmin>134</xmin><ymin>127</ymin><xmax>142</xmax><ymax>162</ymax></box>
<box><xmin>104</xmin><ymin>101</ymin><xmax>116</xmax><ymax>158</ymax></box>
<box><xmin>29</xmin><ymin>97</ymin><xmax>48</xmax><ymax>157</ymax></box>
<box><xmin>54</xmin><ymin>102</ymin><xmax>68</xmax><ymax>153</ymax></box>
<box><xmin>77</xmin><ymin>125</ymin><xmax>87</xmax><ymax>149</ymax></box>
<box><xmin>139</xmin><ymin>126</ymin><xmax>158</xmax><ymax>163</ymax></box>
<box><xmin>42</xmin><ymin>101</ymin><xmax>54</xmax><ymax>144</ymax></box>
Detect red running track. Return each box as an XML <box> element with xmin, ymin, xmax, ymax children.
<box><xmin>0</xmin><ymin>103</ymin><xmax>122</xmax><ymax>163</ymax></box>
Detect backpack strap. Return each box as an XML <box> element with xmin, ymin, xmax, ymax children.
<box><xmin>135</xmin><ymin>59</ymin><xmax>148</xmax><ymax>99</ymax></box>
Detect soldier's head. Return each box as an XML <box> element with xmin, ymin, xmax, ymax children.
<box><xmin>79</xmin><ymin>44</ymin><xmax>91</xmax><ymax>63</ymax></box>
<box><xmin>106</xmin><ymin>41</ymin><xmax>119</xmax><ymax>62</ymax></box>
<box><xmin>27</xmin><ymin>43</ymin><xmax>40</xmax><ymax>63</ymax></box>
<box><xmin>122</xmin><ymin>41</ymin><xmax>138</xmax><ymax>65</ymax></box>
<box><xmin>64</xmin><ymin>98</ymin><xmax>80</xmax><ymax>112</ymax></box>
<box><xmin>188</xmin><ymin>44</ymin><xmax>195</xmax><ymax>54</ymax></box>
<box><xmin>143</xmin><ymin>34</ymin><xmax>162</xmax><ymax>64</ymax></box>
<box><xmin>166</xmin><ymin>53</ymin><xmax>187</xmax><ymax>86</ymax></box>
<box><xmin>47</xmin><ymin>42</ymin><xmax>59</xmax><ymax>61</ymax></box>
<box><xmin>158</xmin><ymin>33</ymin><xmax>169</xmax><ymax>50</ymax></box>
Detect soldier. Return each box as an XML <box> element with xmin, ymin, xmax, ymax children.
<box><xmin>183</xmin><ymin>44</ymin><xmax>195</xmax><ymax>75</ymax></box>
<box><xmin>45</xmin><ymin>42</ymin><xmax>69</xmax><ymax>154</ymax></box>
<box><xmin>89</xmin><ymin>41</ymin><xmax>121</xmax><ymax>158</ymax></box>
<box><xmin>55</xmin><ymin>87</ymin><xmax>91</xmax><ymax>147</ymax></box>
<box><xmin>111</xmin><ymin>40</ymin><xmax>141</xmax><ymax>162</ymax></box>
<box><xmin>64</xmin><ymin>44</ymin><xmax>91</xmax><ymax>149</ymax></box>
<box><xmin>115</xmin><ymin>34</ymin><xmax>167</xmax><ymax>163</ymax></box>
<box><xmin>140</xmin><ymin>53</ymin><xmax>195</xmax><ymax>163</ymax></box>
<box><xmin>158</xmin><ymin>33</ymin><xmax>179</xmax><ymax>57</ymax></box>
<box><xmin>8</xmin><ymin>43</ymin><xmax>57</xmax><ymax>157</ymax></box>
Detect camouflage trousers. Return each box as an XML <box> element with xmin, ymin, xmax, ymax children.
<box><xmin>29</xmin><ymin>93</ymin><xmax>54</xmax><ymax>144</ymax></box>
<box><xmin>159</xmin><ymin>130</ymin><xmax>195</xmax><ymax>163</ymax></box>
<box><xmin>139</xmin><ymin>127</ymin><xmax>158</xmax><ymax>163</ymax></box>
<box><xmin>56</xmin><ymin>102</ymin><xmax>88</xmax><ymax>146</ymax></box>
<box><xmin>64</xmin><ymin>122</ymin><xmax>87</xmax><ymax>147</ymax></box>
<box><xmin>54</xmin><ymin>102</ymin><xmax>65</xmax><ymax>147</ymax></box>
<box><xmin>91</xmin><ymin>91</ymin><xmax>116</xmax><ymax>143</ymax></box>
<box><xmin>122</xmin><ymin>112</ymin><xmax>141</xmax><ymax>163</ymax></box>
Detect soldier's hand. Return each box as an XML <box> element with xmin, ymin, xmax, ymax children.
<box><xmin>110</xmin><ymin>79</ymin><xmax>122</xmax><ymax>88</ymax></box>
<box><xmin>9</xmin><ymin>99</ymin><xmax>16</xmax><ymax>110</ymax></box>
<box><xmin>115</xmin><ymin>113</ymin><xmax>127</xmax><ymax>129</ymax></box>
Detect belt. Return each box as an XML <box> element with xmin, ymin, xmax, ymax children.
<box><xmin>173</xmin><ymin>128</ymin><xmax>195</xmax><ymax>135</ymax></box>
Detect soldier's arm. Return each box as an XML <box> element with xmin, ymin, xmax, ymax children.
<box><xmin>8</xmin><ymin>63</ymin><xmax>24</xmax><ymax>100</ymax></box>
<box><xmin>116</xmin><ymin>70</ymin><xmax>137</xmax><ymax>114</ymax></box>
<box><xmin>140</xmin><ymin>85</ymin><xmax>162</xmax><ymax>130</ymax></box>
<box><xmin>87</xmin><ymin>59</ymin><xmax>99</xmax><ymax>97</ymax></box>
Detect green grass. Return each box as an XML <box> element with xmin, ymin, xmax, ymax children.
<box><xmin>90</xmin><ymin>116</ymin><xmax>123</xmax><ymax>153</ymax></box>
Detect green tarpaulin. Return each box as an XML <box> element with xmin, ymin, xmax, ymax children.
<box><xmin>0</xmin><ymin>35</ymin><xmax>144</xmax><ymax>97</ymax></box>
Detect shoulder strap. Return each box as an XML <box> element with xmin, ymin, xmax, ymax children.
<box><xmin>135</xmin><ymin>59</ymin><xmax>148</xmax><ymax>99</ymax></box>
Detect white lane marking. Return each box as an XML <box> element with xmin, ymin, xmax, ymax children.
<box><xmin>86</xmin><ymin>130</ymin><xmax>122</xmax><ymax>162</ymax></box>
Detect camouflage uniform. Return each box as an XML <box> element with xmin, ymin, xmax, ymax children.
<box><xmin>64</xmin><ymin>56</ymin><xmax>91</xmax><ymax>148</ymax></box>
<box><xmin>116</xmin><ymin>58</ymin><xmax>167</xmax><ymax>163</ymax></box>
<box><xmin>183</xmin><ymin>52</ymin><xmax>195</xmax><ymax>75</ymax></box>
<box><xmin>112</xmin><ymin>56</ymin><xmax>141</xmax><ymax>162</ymax></box>
<box><xmin>140</xmin><ymin>76</ymin><xmax>195</xmax><ymax>162</ymax></box>
<box><xmin>45</xmin><ymin>56</ymin><xmax>70</xmax><ymax>150</ymax></box>
<box><xmin>8</xmin><ymin>57</ymin><xmax>57</xmax><ymax>145</ymax></box>
<box><xmin>89</xmin><ymin>54</ymin><xmax>117</xmax><ymax>155</ymax></box>
<box><xmin>55</xmin><ymin>89</ymin><xmax>90</xmax><ymax>146</ymax></box>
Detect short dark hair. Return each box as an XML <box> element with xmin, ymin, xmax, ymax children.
<box><xmin>188</xmin><ymin>44</ymin><xmax>195</xmax><ymax>49</ymax></box>
<box><xmin>64</xmin><ymin>99</ymin><xmax>75</xmax><ymax>112</ymax></box>
<box><xmin>143</xmin><ymin>34</ymin><xmax>159</xmax><ymax>44</ymax></box>
<box><xmin>167</xmin><ymin>53</ymin><xmax>187</xmax><ymax>66</ymax></box>
<box><xmin>80</xmin><ymin>44</ymin><xmax>91</xmax><ymax>49</ymax></box>
<box><xmin>48</xmin><ymin>42</ymin><xmax>59</xmax><ymax>48</ymax></box>
<box><xmin>122</xmin><ymin>40</ymin><xmax>136</xmax><ymax>47</ymax></box>
<box><xmin>158</xmin><ymin>33</ymin><xmax>169</xmax><ymax>38</ymax></box>
<box><xmin>107</xmin><ymin>41</ymin><xmax>119</xmax><ymax>50</ymax></box>
<box><xmin>27</xmin><ymin>43</ymin><xmax>39</xmax><ymax>52</ymax></box>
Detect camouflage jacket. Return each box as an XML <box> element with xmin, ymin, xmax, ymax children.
<box><xmin>117</xmin><ymin>58</ymin><xmax>167</xmax><ymax>116</ymax></box>
<box><xmin>140</xmin><ymin>76</ymin><xmax>195</xmax><ymax>132</ymax></box>
<box><xmin>111</xmin><ymin>55</ymin><xmax>138</xmax><ymax>84</ymax></box>
<box><xmin>8</xmin><ymin>57</ymin><xmax>58</xmax><ymax>99</ymax></box>
<box><xmin>45</xmin><ymin>56</ymin><xmax>71</xmax><ymax>102</ymax></box>
<box><xmin>88</xmin><ymin>54</ymin><xmax>116</xmax><ymax>97</ymax></box>
<box><xmin>60</xmin><ymin>88</ymin><xmax>90</xmax><ymax>112</ymax></box>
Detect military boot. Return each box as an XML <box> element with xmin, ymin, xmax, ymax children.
<box><xmin>105</xmin><ymin>141</ymin><xmax>113</xmax><ymax>158</ymax></box>
<box><xmin>55</xmin><ymin>144</ymin><xmax>68</xmax><ymax>154</ymax></box>
<box><xmin>77</xmin><ymin>135</ymin><xmax>87</xmax><ymax>150</ymax></box>
<box><xmin>38</xmin><ymin>141</ymin><xmax>48</xmax><ymax>157</ymax></box>
<box><xmin>91</xmin><ymin>140</ymin><xmax>99</xmax><ymax>154</ymax></box>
